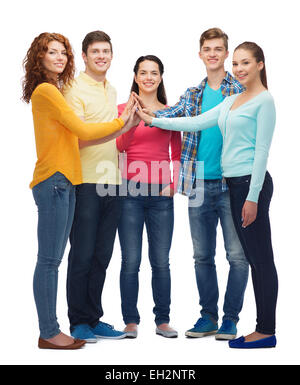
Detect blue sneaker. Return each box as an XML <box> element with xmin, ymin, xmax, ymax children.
<box><xmin>91</xmin><ymin>321</ymin><xmax>126</xmax><ymax>339</ymax></box>
<box><xmin>185</xmin><ymin>318</ymin><xmax>218</xmax><ymax>338</ymax></box>
<box><xmin>71</xmin><ymin>324</ymin><xmax>97</xmax><ymax>343</ymax></box>
<box><xmin>215</xmin><ymin>320</ymin><xmax>237</xmax><ymax>340</ymax></box>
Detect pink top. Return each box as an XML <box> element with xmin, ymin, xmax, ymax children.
<box><xmin>117</xmin><ymin>103</ymin><xmax>182</xmax><ymax>191</ymax></box>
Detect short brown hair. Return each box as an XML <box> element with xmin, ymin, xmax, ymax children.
<box><xmin>82</xmin><ymin>30</ymin><xmax>112</xmax><ymax>54</ymax></box>
<box><xmin>200</xmin><ymin>28</ymin><xmax>228</xmax><ymax>51</ymax></box>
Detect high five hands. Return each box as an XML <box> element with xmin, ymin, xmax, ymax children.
<box><xmin>120</xmin><ymin>92</ymin><xmax>155</xmax><ymax>132</ymax></box>
<box><xmin>132</xmin><ymin>92</ymin><xmax>155</xmax><ymax>126</ymax></box>
<box><xmin>119</xmin><ymin>93</ymin><xmax>141</xmax><ymax>133</ymax></box>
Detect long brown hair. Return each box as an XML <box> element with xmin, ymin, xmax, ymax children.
<box><xmin>131</xmin><ymin>55</ymin><xmax>167</xmax><ymax>105</ymax></box>
<box><xmin>22</xmin><ymin>32</ymin><xmax>75</xmax><ymax>103</ymax></box>
<box><xmin>234</xmin><ymin>41</ymin><xmax>268</xmax><ymax>89</ymax></box>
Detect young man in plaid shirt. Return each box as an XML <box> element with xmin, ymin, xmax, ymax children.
<box><xmin>153</xmin><ymin>28</ymin><xmax>249</xmax><ymax>340</ymax></box>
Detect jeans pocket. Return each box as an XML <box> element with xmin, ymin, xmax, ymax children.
<box><xmin>52</xmin><ymin>172</ymin><xmax>71</xmax><ymax>190</ymax></box>
<box><xmin>227</xmin><ymin>175</ymin><xmax>251</xmax><ymax>185</ymax></box>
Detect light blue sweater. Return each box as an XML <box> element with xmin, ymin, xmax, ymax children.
<box><xmin>152</xmin><ymin>90</ymin><xmax>276</xmax><ymax>203</ymax></box>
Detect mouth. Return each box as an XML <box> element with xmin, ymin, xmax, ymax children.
<box><xmin>54</xmin><ymin>63</ymin><xmax>65</xmax><ymax>70</ymax></box>
<box><xmin>142</xmin><ymin>82</ymin><xmax>155</xmax><ymax>87</ymax></box>
<box><xmin>208</xmin><ymin>59</ymin><xmax>218</xmax><ymax>64</ymax></box>
<box><xmin>95</xmin><ymin>61</ymin><xmax>107</xmax><ymax>66</ymax></box>
<box><xmin>237</xmin><ymin>73</ymin><xmax>247</xmax><ymax>80</ymax></box>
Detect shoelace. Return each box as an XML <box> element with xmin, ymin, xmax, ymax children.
<box><xmin>100</xmin><ymin>321</ymin><xmax>114</xmax><ymax>329</ymax></box>
<box><xmin>194</xmin><ymin>318</ymin><xmax>210</xmax><ymax>328</ymax></box>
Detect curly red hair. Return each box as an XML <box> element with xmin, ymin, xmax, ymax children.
<box><xmin>22</xmin><ymin>32</ymin><xmax>75</xmax><ymax>103</ymax></box>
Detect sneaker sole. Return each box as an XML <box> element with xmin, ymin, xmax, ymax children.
<box><xmin>94</xmin><ymin>334</ymin><xmax>127</xmax><ymax>340</ymax></box>
<box><xmin>80</xmin><ymin>338</ymin><xmax>97</xmax><ymax>343</ymax></box>
<box><xmin>185</xmin><ymin>330</ymin><xmax>217</xmax><ymax>338</ymax></box>
<box><xmin>215</xmin><ymin>333</ymin><xmax>237</xmax><ymax>341</ymax></box>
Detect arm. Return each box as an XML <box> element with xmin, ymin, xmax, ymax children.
<box><xmin>79</xmin><ymin>128</ymin><xmax>121</xmax><ymax>149</ymax></box>
<box><xmin>133</xmin><ymin>91</ymin><xmax>187</xmax><ymax>118</ymax></box>
<box><xmin>247</xmin><ymin>97</ymin><xmax>276</xmax><ymax>203</ymax></box>
<box><xmin>137</xmin><ymin>102</ymin><xmax>222</xmax><ymax>132</ymax></box>
<box><xmin>79</xmin><ymin>95</ymin><xmax>139</xmax><ymax>149</ymax></box>
<box><xmin>33</xmin><ymin>83</ymin><xmax>125</xmax><ymax>141</ymax></box>
<box><xmin>116</xmin><ymin>103</ymin><xmax>138</xmax><ymax>152</ymax></box>
<box><xmin>159</xmin><ymin>131</ymin><xmax>182</xmax><ymax>197</ymax></box>
<box><xmin>241</xmin><ymin>97</ymin><xmax>276</xmax><ymax>227</ymax></box>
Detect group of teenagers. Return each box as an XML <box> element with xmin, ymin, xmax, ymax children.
<box><xmin>22</xmin><ymin>27</ymin><xmax>278</xmax><ymax>350</ymax></box>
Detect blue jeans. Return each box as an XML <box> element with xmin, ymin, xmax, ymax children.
<box><xmin>188</xmin><ymin>179</ymin><xmax>249</xmax><ymax>324</ymax></box>
<box><xmin>32</xmin><ymin>172</ymin><xmax>75</xmax><ymax>339</ymax></box>
<box><xmin>226</xmin><ymin>172</ymin><xmax>278</xmax><ymax>334</ymax></box>
<box><xmin>67</xmin><ymin>183</ymin><xmax>122</xmax><ymax>331</ymax></box>
<box><xmin>118</xmin><ymin>183</ymin><xmax>174</xmax><ymax>325</ymax></box>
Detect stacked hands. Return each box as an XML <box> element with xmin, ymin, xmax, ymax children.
<box><xmin>119</xmin><ymin>92</ymin><xmax>174</xmax><ymax>198</ymax></box>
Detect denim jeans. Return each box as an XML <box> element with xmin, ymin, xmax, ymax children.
<box><xmin>66</xmin><ymin>183</ymin><xmax>122</xmax><ymax>331</ymax></box>
<box><xmin>32</xmin><ymin>172</ymin><xmax>75</xmax><ymax>339</ymax></box>
<box><xmin>188</xmin><ymin>179</ymin><xmax>249</xmax><ymax>324</ymax></box>
<box><xmin>226</xmin><ymin>172</ymin><xmax>278</xmax><ymax>334</ymax></box>
<box><xmin>118</xmin><ymin>182</ymin><xmax>174</xmax><ymax>326</ymax></box>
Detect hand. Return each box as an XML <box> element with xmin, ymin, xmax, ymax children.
<box><xmin>132</xmin><ymin>92</ymin><xmax>155</xmax><ymax>116</ymax></box>
<box><xmin>120</xmin><ymin>94</ymin><xmax>135</xmax><ymax>124</ymax></box>
<box><xmin>241</xmin><ymin>200</ymin><xmax>258</xmax><ymax>228</ymax></box>
<box><xmin>136</xmin><ymin>103</ymin><xmax>154</xmax><ymax>125</ymax></box>
<box><xmin>120</xmin><ymin>102</ymin><xmax>140</xmax><ymax>134</ymax></box>
<box><xmin>160</xmin><ymin>185</ymin><xmax>175</xmax><ymax>197</ymax></box>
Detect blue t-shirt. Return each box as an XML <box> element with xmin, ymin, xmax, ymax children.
<box><xmin>196</xmin><ymin>83</ymin><xmax>224</xmax><ymax>179</ymax></box>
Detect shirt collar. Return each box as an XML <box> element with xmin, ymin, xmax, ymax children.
<box><xmin>79</xmin><ymin>71</ymin><xmax>109</xmax><ymax>88</ymax></box>
<box><xmin>196</xmin><ymin>71</ymin><xmax>235</xmax><ymax>90</ymax></box>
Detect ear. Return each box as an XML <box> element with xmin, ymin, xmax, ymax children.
<box><xmin>258</xmin><ymin>61</ymin><xmax>264</xmax><ymax>71</ymax></box>
<box><xmin>82</xmin><ymin>51</ymin><xmax>87</xmax><ymax>64</ymax></box>
<box><xmin>199</xmin><ymin>51</ymin><xmax>203</xmax><ymax>60</ymax></box>
<box><xmin>225</xmin><ymin>50</ymin><xmax>229</xmax><ymax>60</ymax></box>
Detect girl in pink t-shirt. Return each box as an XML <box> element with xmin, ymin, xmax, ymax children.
<box><xmin>117</xmin><ymin>55</ymin><xmax>181</xmax><ymax>338</ymax></box>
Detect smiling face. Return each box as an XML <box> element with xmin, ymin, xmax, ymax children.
<box><xmin>82</xmin><ymin>41</ymin><xmax>113</xmax><ymax>78</ymax></box>
<box><xmin>232</xmin><ymin>48</ymin><xmax>264</xmax><ymax>87</ymax></box>
<box><xmin>42</xmin><ymin>40</ymin><xmax>68</xmax><ymax>79</ymax></box>
<box><xmin>199</xmin><ymin>38</ymin><xmax>229</xmax><ymax>72</ymax></box>
<box><xmin>134</xmin><ymin>60</ymin><xmax>162</xmax><ymax>95</ymax></box>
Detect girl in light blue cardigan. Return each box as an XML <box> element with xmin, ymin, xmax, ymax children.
<box><xmin>137</xmin><ymin>42</ymin><xmax>278</xmax><ymax>349</ymax></box>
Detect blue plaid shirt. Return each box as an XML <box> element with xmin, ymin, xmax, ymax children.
<box><xmin>155</xmin><ymin>72</ymin><xmax>244</xmax><ymax>196</ymax></box>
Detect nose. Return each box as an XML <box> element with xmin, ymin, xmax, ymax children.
<box><xmin>57</xmin><ymin>53</ymin><xmax>65</xmax><ymax>61</ymax></box>
<box><xmin>98</xmin><ymin>51</ymin><xmax>105</xmax><ymax>59</ymax></box>
<box><xmin>235</xmin><ymin>64</ymin><xmax>243</xmax><ymax>72</ymax></box>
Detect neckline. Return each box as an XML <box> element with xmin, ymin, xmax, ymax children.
<box><xmin>229</xmin><ymin>90</ymin><xmax>268</xmax><ymax>112</ymax></box>
<box><xmin>205</xmin><ymin>83</ymin><xmax>222</xmax><ymax>93</ymax></box>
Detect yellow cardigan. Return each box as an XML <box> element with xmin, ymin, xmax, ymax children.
<box><xmin>29</xmin><ymin>82</ymin><xmax>124</xmax><ymax>188</ymax></box>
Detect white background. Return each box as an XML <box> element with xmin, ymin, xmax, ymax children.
<box><xmin>1</xmin><ymin>0</ymin><xmax>299</xmax><ymax>365</ymax></box>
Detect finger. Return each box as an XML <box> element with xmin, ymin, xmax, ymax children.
<box><xmin>134</xmin><ymin>93</ymin><xmax>145</xmax><ymax>107</ymax></box>
<box><xmin>241</xmin><ymin>206</ymin><xmax>248</xmax><ymax>228</ymax></box>
<box><xmin>242</xmin><ymin>212</ymin><xmax>250</xmax><ymax>228</ymax></box>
